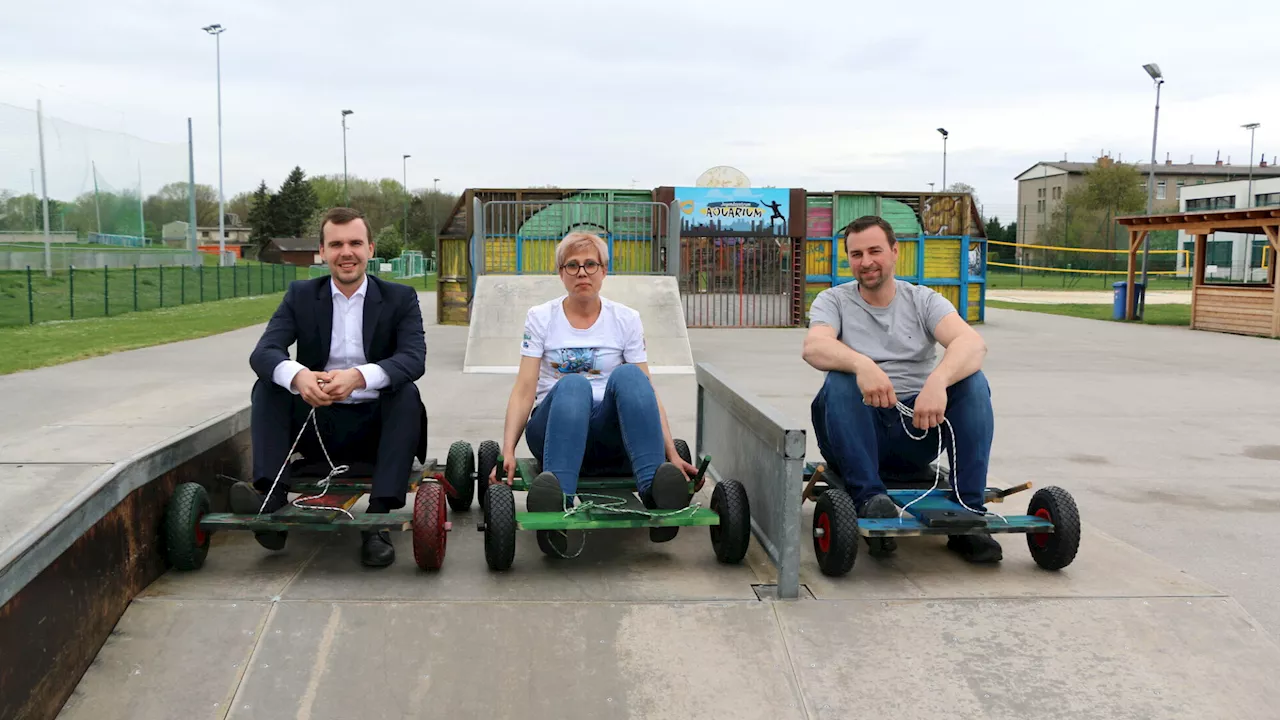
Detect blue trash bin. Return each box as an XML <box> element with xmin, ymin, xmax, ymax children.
<box><xmin>1112</xmin><ymin>281</ymin><xmax>1146</xmax><ymax>319</ymax></box>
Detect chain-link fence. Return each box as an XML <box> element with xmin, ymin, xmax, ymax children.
<box><xmin>1</xmin><ymin>263</ymin><xmax>299</xmax><ymax>326</ymax></box>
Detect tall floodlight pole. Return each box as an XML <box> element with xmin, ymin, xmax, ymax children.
<box><xmin>402</xmin><ymin>154</ymin><xmax>411</xmax><ymax>250</ymax></box>
<box><xmin>1138</xmin><ymin>62</ymin><xmax>1164</xmax><ymax>319</ymax></box>
<box><xmin>37</xmin><ymin>100</ymin><xmax>52</xmax><ymax>277</ymax></box>
<box><xmin>1243</xmin><ymin>123</ymin><xmax>1260</xmax><ymax>208</ymax></box>
<box><xmin>937</xmin><ymin>128</ymin><xmax>949</xmax><ymax>189</ymax></box>
<box><xmin>342</xmin><ymin>110</ymin><xmax>353</xmax><ymax>205</ymax></box>
<box><xmin>203</xmin><ymin>23</ymin><xmax>226</xmax><ymax>265</ymax></box>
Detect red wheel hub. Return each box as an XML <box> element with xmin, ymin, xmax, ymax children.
<box><xmin>816</xmin><ymin>513</ymin><xmax>831</xmax><ymax>553</ymax></box>
<box><xmin>1031</xmin><ymin>508</ymin><xmax>1052</xmax><ymax>549</ymax></box>
<box><xmin>194</xmin><ymin>512</ymin><xmax>207</xmax><ymax>546</ymax></box>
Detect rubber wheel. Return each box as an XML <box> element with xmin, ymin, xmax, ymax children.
<box><xmin>476</xmin><ymin>440</ymin><xmax>500</xmax><ymax>511</ymax></box>
<box><xmin>445</xmin><ymin>440</ymin><xmax>475</xmax><ymax>512</ymax></box>
<box><xmin>1026</xmin><ymin>486</ymin><xmax>1081</xmax><ymax>570</ymax></box>
<box><xmin>165</xmin><ymin>482</ymin><xmax>211</xmax><ymax>571</ymax></box>
<box><xmin>813</xmin><ymin>487</ymin><xmax>858</xmax><ymax>577</ymax></box>
<box><xmin>483</xmin><ymin>483</ymin><xmax>517</xmax><ymax>571</ymax></box>
<box><xmin>412</xmin><ymin>481</ymin><xmax>448</xmax><ymax>570</ymax></box>
<box><xmin>709</xmin><ymin>479</ymin><xmax>751</xmax><ymax>564</ymax></box>
<box><xmin>673</xmin><ymin>438</ymin><xmax>692</xmax><ymax>465</ymax></box>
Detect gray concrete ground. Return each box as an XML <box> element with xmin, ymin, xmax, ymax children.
<box><xmin>4</xmin><ymin>291</ymin><xmax>1280</xmax><ymax>718</ymax></box>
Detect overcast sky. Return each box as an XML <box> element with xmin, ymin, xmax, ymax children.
<box><xmin>3</xmin><ymin>0</ymin><xmax>1278</xmax><ymax>222</ymax></box>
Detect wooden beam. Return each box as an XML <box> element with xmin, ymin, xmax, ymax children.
<box><xmin>1118</xmin><ymin>215</ymin><xmax>1280</xmax><ymax>234</ymax></box>
<box><xmin>1126</xmin><ymin>229</ymin><xmax>1138</xmax><ymax>320</ymax></box>
<box><xmin>1129</xmin><ymin>229</ymin><xmax>1148</xmax><ymax>251</ymax></box>
<box><xmin>1191</xmin><ymin>234</ymin><xmax>1207</xmax><ymax>331</ymax></box>
<box><xmin>1271</xmin><ymin>226</ymin><xmax>1280</xmax><ymax>338</ymax></box>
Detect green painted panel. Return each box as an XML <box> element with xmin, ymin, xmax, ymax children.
<box><xmin>881</xmin><ymin>198</ymin><xmax>922</xmax><ymax>236</ymax></box>
<box><xmin>835</xmin><ymin>194</ymin><xmax>877</xmax><ymax>229</ymax></box>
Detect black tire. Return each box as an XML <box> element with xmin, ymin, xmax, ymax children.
<box><xmin>1026</xmin><ymin>486</ymin><xmax>1081</xmax><ymax>570</ymax></box>
<box><xmin>445</xmin><ymin>440</ymin><xmax>475</xmax><ymax>512</ymax></box>
<box><xmin>709</xmin><ymin>479</ymin><xmax>751</xmax><ymax>564</ymax></box>
<box><xmin>476</xmin><ymin>440</ymin><xmax>500</xmax><ymax>511</ymax></box>
<box><xmin>483</xmin><ymin>483</ymin><xmax>517</xmax><ymax>571</ymax></box>
<box><xmin>165</xmin><ymin>482</ymin><xmax>211</xmax><ymax>571</ymax></box>
<box><xmin>673</xmin><ymin>438</ymin><xmax>692</xmax><ymax>465</ymax></box>
<box><xmin>813</xmin><ymin>487</ymin><xmax>858</xmax><ymax>577</ymax></box>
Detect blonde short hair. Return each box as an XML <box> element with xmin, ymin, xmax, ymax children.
<box><xmin>555</xmin><ymin>231</ymin><xmax>609</xmax><ymax>269</ymax></box>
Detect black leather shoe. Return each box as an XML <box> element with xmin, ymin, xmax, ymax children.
<box><xmin>361</xmin><ymin>530</ymin><xmax>395</xmax><ymax>567</ymax></box>
<box><xmin>230</xmin><ymin>481</ymin><xmax>288</xmax><ymax>551</ymax></box>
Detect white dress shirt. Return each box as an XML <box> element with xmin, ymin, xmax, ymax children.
<box><xmin>272</xmin><ymin>275</ymin><xmax>390</xmax><ymax>404</ymax></box>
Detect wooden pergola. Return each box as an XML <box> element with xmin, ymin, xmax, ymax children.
<box><xmin>1116</xmin><ymin>208</ymin><xmax>1280</xmax><ymax>337</ymax></box>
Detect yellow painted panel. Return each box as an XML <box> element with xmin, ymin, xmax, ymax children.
<box><xmin>806</xmin><ymin>239</ymin><xmax>831</xmax><ymax>276</ymax></box>
<box><xmin>440</xmin><ymin>238</ymin><xmax>468</xmax><ymax>278</ymax></box>
<box><xmin>611</xmin><ymin>240</ymin><xmax>654</xmax><ymax>273</ymax></box>
<box><xmin>484</xmin><ymin>237</ymin><xmax>517</xmax><ymax>273</ymax></box>
<box><xmin>924</xmin><ymin>239</ymin><xmax>960</xmax><ymax>278</ymax></box>
<box><xmin>895</xmin><ymin>240</ymin><xmax>919</xmax><ymax>277</ymax></box>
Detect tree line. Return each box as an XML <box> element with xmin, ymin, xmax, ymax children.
<box><xmin>0</xmin><ymin>170</ymin><xmax>459</xmax><ymax>261</ymax></box>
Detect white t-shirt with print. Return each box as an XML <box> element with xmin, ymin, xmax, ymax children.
<box><xmin>520</xmin><ymin>296</ymin><xmax>647</xmax><ymax>405</ymax></box>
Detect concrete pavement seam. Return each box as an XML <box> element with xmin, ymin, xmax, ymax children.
<box><xmin>769</xmin><ymin>601</ymin><xmax>815</xmax><ymax>720</ymax></box>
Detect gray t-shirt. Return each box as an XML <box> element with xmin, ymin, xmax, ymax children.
<box><xmin>808</xmin><ymin>279</ymin><xmax>957</xmax><ymax>396</ymax></box>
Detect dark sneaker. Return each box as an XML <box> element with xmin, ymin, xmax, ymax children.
<box><xmin>641</xmin><ymin>462</ymin><xmax>687</xmax><ymax>543</ymax></box>
<box><xmin>947</xmin><ymin>533</ymin><xmax>1003</xmax><ymax>563</ymax></box>
<box><xmin>361</xmin><ymin>530</ymin><xmax>395</xmax><ymax>567</ymax></box>
<box><xmin>230</xmin><ymin>481</ymin><xmax>288</xmax><ymax>551</ymax></box>
<box><xmin>857</xmin><ymin>493</ymin><xmax>899</xmax><ymax>557</ymax></box>
<box><xmin>527</xmin><ymin>471</ymin><xmax>570</xmax><ymax>557</ymax></box>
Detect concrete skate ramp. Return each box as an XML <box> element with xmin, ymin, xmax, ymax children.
<box><xmin>463</xmin><ymin>275</ymin><xmax>694</xmax><ymax>374</ymax></box>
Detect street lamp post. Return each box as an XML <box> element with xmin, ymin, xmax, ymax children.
<box><xmin>1138</xmin><ymin>62</ymin><xmax>1164</xmax><ymax>319</ymax></box>
<box><xmin>341</xmin><ymin>109</ymin><xmax>353</xmax><ymax>205</ymax></box>
<box><xmin>202</xmin><ymin>23</ymin><xmax>226</xmax><ymax>265</ymax></box>
<box><xmin>402</xmin><ymin>154</ymin><xmax>411</xmax><ymax>251</ymax></box>
<box><xmin>1243</xmin><ymin>123</ymin><xmax>1260</xmax><ymax>208</ymax></box>
<box><xmin>937</xmin><ymin>128</ymin><xmax>948</xmax><ymax>189</ymax></box>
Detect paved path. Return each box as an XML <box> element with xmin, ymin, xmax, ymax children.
<box><xmin>7</xmin><ymin>298</ymin><xmax>1280</xmax><ymax>718</ymax></box>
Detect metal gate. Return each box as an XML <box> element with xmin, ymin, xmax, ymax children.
<box><xmin>679</xmin><ymin>235</ymin><xmax>795</xmax><ymax>327</ymax></box>
<box><xmin>472</xmin><ymin>198</ymin><xmax>680</xmax><ymax>278</ymax></box>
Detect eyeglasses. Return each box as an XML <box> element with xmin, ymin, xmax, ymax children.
<box><xmin>560</xmin><ymin>260</ymin><xmax>603</xmax><ymax>275</ymax></box>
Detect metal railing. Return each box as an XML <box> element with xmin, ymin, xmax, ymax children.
<box><xmin>472</xmin><ymin>199</ymin><xmax>681</xmax><ymax>280</ymax></box>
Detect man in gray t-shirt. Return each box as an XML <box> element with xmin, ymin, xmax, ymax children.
<box><xmin>802</xmin><ymin>215</ymin><xmax>1000</xmax><ymax>563</ymax></box>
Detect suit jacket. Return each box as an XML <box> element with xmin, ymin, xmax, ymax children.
<box><xmin>249</xmin><ymin>274</ymin><xmax>427</xmax><ymax>392</ymax></box>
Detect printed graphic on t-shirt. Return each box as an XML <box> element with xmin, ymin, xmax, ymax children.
<box><xmin>551</xmin><ymin>347</ymin><xmax>599</xmax><ymax>375</ymax></box>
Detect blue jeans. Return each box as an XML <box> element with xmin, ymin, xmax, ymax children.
<box><xmin>524</xmin><ymin>364</ymin><xmax>666</xmax><ymax>495</ymax></box>
<box><xmin>810</xmin><ymin>370</ymin><xmax>994</xmax><ymax>511</ymax></box>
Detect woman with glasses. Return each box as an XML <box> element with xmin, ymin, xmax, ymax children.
<box><xmin>490</xmin><ymin>231</ymin><xmax>699</xmax><ymax>550</ymax></box>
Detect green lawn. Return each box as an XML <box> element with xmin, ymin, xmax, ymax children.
<box><xmin>986</xmin><ymin>271</ymin><xmax>1190</xmax><ymax>292</ymax></box>
<box><xmin>0</xmin><ymin>270</ymin><xmax>439</xmax><ymax>374</ymax></box>
<box><xmin>987</xmin><ymin>299</ymin><xmax>1190</xmax><ymax>326</ymax></box>
<box><xmin>0</xmin><ymin>294</ymin><xmax>287</xmax><ymax>375</ymax></box>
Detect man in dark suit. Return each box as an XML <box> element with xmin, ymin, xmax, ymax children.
<box><xmin>236</xmin><ymin>206</ymin><xmax>427</xmax><ymax>568</ymax></box>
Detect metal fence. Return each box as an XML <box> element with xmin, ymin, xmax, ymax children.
<box><xmin>472</xmin><ymin>199</ymin><xmax>681</xmax><ymax>277</ymax></box>
<box><xmin>680</xmin><ymin>236</ymin><xmax>795</xmax><ymax>327</ymax></box>
<box><xmin>1</xmin><ymin>262</ymin><xmax>299</xmax><ymax>327</ymax></box>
